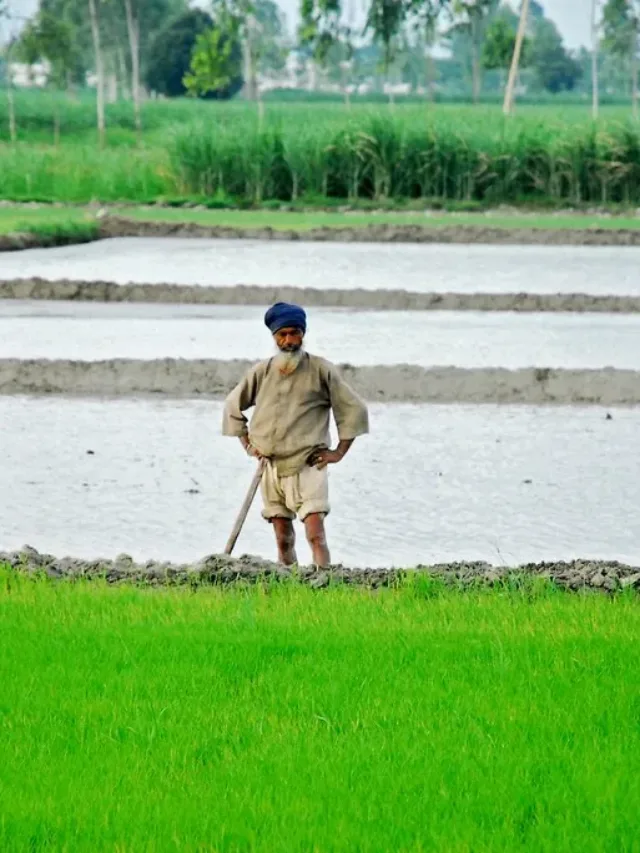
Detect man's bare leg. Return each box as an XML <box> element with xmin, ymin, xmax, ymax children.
<box><xmin>304</xmin><ymin>513</ymin><xmax>331</xmax><ymax>567</ymax></box>
<box><xmin>272</xmin><ymin>517</ymin><xmax>297</xmax><ymax>566</ymax></box>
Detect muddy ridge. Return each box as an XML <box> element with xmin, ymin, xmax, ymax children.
<box><xmin>97</xmin><ymin>217</ymin><xmax>640</xmax><ymax>247</ymax></box>
<box><xmin>2</xmin><ymin>278</ymin><xmax>640</xmax><ymax>314</ymax></box>
<box><xmin>3</xmin><ymin>216</ymin><xmax>640</xmax><ymax>252</ymax></box>
<box><xmin>2</xmin><ymin>546</ymin><xmax>639</xmax><ymax>593</ymax></box>
<box><xmin>2</xmin><ymin>358</ymin><xmax>640</xmax><ymax>405</ymax></box>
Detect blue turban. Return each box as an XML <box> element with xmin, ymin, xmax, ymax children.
<box><xmin>264</xmin><ymin>302</ymin><xmax>307</xmax><ymax>335</ymax></box>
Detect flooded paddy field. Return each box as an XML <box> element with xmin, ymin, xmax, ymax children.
<box><xmin>2</xmin><ymin>237</ymin><xmax>640</xmax><ymax>295</ymax></box>
<box><xmin>2</xmin><ymin>396</ymin><xmax>639</xmax><ymax>568</ymax></box>
<box><xmin>2</xmin><ymin>301</ymin><xmax>640</xmax><ymax>369</ymax></box>
<box><xmin>2</xmin><ymin>236</ymin><xmax>638</xmax><ymax>568</ymax></box>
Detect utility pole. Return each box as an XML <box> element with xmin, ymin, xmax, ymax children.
<box><xmin>503</xmin><ymin>0</ymin><xmax>530</xmax><ymax>115</ymax></box>
<box><xmin>591</xmin><ymin>0</ymin><xmax>600</xmax><ymax>119</ymax></box>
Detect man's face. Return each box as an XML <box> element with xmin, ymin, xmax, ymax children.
<box><xmin>274</xmin><ymin>327</ymin><xmax>304</xmax><ymax>352</ymax></box>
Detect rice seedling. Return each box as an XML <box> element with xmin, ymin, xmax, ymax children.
<box><xmin>0</xmin><ymin>566</ymin><xmax>638</xmax><ymax>851</ymax></box>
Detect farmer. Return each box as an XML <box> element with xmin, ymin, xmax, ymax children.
<box><xmin>222</xmin><ymin>302</ymin><xmax>369</xmax><ymax>567</ymax></box>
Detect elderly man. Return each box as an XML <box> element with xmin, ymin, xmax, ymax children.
<box><xmin>222</xmin><ymin>302</ymin><xmax>369</xmax><ymax>567</ymax></box>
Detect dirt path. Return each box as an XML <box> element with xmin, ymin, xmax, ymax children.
<box><xmin>2</xmin><ymin>358</ymin><xmax>640</xmax><ymax>405</ymax></box>
<box><xmin>2</xmin><ymin>546</ymin><xmax>638</xmax><ymax>592</ymax></box>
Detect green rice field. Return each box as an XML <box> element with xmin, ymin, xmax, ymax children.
<box><xmin>0</xmin><ymin>567</ymin><xmax>638</xmax><ymax>851</ymax></box>
<box><xmin>2</xmin><ymin>93</ymin><xmax>640</xmax><ymax>207</ymax></box>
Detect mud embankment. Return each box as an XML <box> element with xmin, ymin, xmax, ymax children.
<box><xmin>2</xmin><ymin>358</ymin><xmax>640</xmax><ymax>405</ymax></box>
<box><xmin>3</xmin><ymin>278</ymin><xmax>640</xmax><ymax>314</ymax></box>
<box><xmin>2</xmin><ymin>546</ymin><xmax>639</xmax><ymax>593</ymax></box>
<box><xmin>3</xmin><ymin>215</ymin><xmax>640</xmax><ymax>252</ymax></box>
<box><xmin>96</xmin><ymin>217</ymin><xmax>640</xmax><ymax>247</ymax></box>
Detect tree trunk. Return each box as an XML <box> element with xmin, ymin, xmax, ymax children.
<box><xmin>470</xmin><ymin>15</ymin><xmax>481</xmax><ymax>104</ymax></box>
<box><xmin>632</xmin><ymin>49</ymin><xmax>639</xmax><ymax>120</ymax></box>
<box><xmin>425</xmin><ymin>50</ymin><xmax>435</xmax><ymax>101</ymax></box>
<box><xmin>242</xmin><ymin>16</ymin><xmax>257</xmax><ymax>101</ymax></box>
<box><xmin>591</xmin><ymin>0</ymin><xmax>599</xmax><ymax>119</ymax></box>
<box><xmin>4</xmin><ymin>40</ymin><xmax>17</xmax><ymax>143</ymax></box>
<box><xmin>116</xmin><ymin>46</ymin><xmax>129</xmax><ymax>99</ymax></box>
<box><xmin>88</xmin><ymin>0</ymin><xmax>106</xmax><ymax>147</ymax></box>
<box><xmin>503</xmin><ymin>0</ymin><xmax>530</xmax><ymax>115</ymax></box>
<box><xmin>106</xmin><ymin>67</ymin><xmax>118</xmax><ymax>103</ymax></box>
<box><xmin>123</xmin><ymin>0</ymin><xmax>142</xmax><ymax>139</ymax></box>
<box><xmin>342</xmin><ymin>64</ymin><xmax>351</xmax><ymax>109</ymax></box>
<box><xmin>53</xmin><ymin>91</ymin><xmax>60</xmax><ymax>145</ymax></box>
<box><xmin>7</xmin><ymin>84</ymin><xmax>16</xmax><ymax>144</ymax></box>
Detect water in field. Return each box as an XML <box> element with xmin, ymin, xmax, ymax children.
<box><xmin>2</xmin><ymin>300</ymin><xmax>639</xmax><ymax>369</ymax></box>
<box><xmin>3</xmin><ymin>396</ymin><xmax>639</xmax><ymax>567</ymax></box>
<box><xmin>2</xmin><ymin>237</ymin><xmax>640</xmax><ymax>295</ymax></box>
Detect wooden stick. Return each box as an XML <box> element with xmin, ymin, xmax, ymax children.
<box><xmin>224</xmin><ymin>459</ymin><xmax>266</xmax><ymax>555</ymax></box>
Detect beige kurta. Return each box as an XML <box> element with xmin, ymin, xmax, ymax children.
<box><xmin>222</xmin><ymin>353</ymin><xmax>369</xmax><ymax>476</ymax></box>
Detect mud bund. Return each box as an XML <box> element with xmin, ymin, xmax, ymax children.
<box><xmin>2</xmin><ymin>278</ymin><xmax>640</xmax><ymax>313</ymax></box>
<box><xmin>2</xmin><ymin>547</ymin><xmax>639</xmax><ymax>592</ymax></box>
<box><xmin>2</xmin><ymin>358</ymin><xmax>640</xmax><ymax>405</ymax></box>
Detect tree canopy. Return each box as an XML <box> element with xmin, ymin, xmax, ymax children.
<box><xmin>146</xmin><ymin>8</ymin><xmax>243</xmax><ymax>98</ymax></box>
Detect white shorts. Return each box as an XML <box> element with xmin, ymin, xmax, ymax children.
<box><xmin>260</xmin><ymin>460</ymin><xmax>330</xmax><ymax>522</ymax></box>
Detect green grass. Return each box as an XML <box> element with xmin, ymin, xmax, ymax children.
<box><xmin>1</xmin><ymin>566</ymin><xmax>639</xmax><ymax>852</ymax></box>
<box><xmin>3</xmin><ymin>94</ymin><xmax>640</xmax><ymax>207</ymax></box>
<box><xmin>111</xmin><ymin>205</ymin><xmax>640</xmax><ymax>231</ymax></box>
<box><xmin>1</xmin><ymin>204</ymin><xmax>639</xmax><ymax>241</ymax></box>
<box><xmin>0</xmin><ymin>207</ymin><xmax>94</xmax><ymax>236</ymax></box>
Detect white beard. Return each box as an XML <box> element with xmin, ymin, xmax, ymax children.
<box><xmin>274</xmin><ymin>347</ymin><xmax>304</xmax><ymax>376</ymax></box>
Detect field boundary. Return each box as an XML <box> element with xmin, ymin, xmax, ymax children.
<box><xmin>2</xmin><ymin>278</ymin><xmax>639</xmax><ymax>313</ymax></box>
<box><xmin>2</xmin><ymin>547</ymin><xmax>639</xmax><ymax>592</ymax></box>
<box><xmin>2</xmin><ymin>358</ymin><xmax>640</xmax><ymax>404</ymax></box>
<box><xmin>4</xmin><ymin>214</ymin><xmax>640</xmax><ymax>251</ymax></box>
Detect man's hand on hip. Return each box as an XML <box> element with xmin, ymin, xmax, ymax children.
<box><xmin>309</xmin><ymin>449</ymin><xmax>343</xmax><ymax>469</ymax></box>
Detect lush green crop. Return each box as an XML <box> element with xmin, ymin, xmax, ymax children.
<box><xmin>2</xmin><ymin>93</ymin><xmax>640</xmax><ymax>205</ymax></box>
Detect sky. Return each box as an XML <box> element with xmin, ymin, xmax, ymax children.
<box><xmin>2</xmin><ymin>0</ymin><xmax>593</xmax><ymax>50</ymax></box>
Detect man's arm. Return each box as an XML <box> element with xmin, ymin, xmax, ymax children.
<box><xmin>309</xmin><ymin>438</ymin><xmax>354</xmax><ymax>469</ymax></box>
<box><xmin>222</xmin><ymin>367</ymin><xmax>261</xmax><ymax>455</ymax></box>
<box><xmin>310</xmin><ymin>364</ymin><xmax>369</xmax><ymax>469</ymax></box>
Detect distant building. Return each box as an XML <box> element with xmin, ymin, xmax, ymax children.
<box><xmin>8</xmin><ymin>60</ymin><xmax>49</xmax><ymax>88</ymax></box>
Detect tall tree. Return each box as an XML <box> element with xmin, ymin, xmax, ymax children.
<box><xmin>592</xmin><ymin>0</ymin><xmax>600</xmax><ymax>118</ymax></box>
<box><xmin>602</xmin><ymin>0</ymin><xmax>640</xmax><ymax>118</ymax></box>
<box><xmin>448</xmin><ymin>0</ymin><xmax>499</xmax><ymax>103</ymax></box>
<box><xmin>88</xmin><ymin>0</ymin><xmax>106</xmax><ymax>145</ymax></box>
<box><xmin>252</xmin><ymin>0</ymin><xmax>287</xmax><ymax>79</ymax></box>
<box><xmin>146</xmin><ymin>7</ymin><xmax>242</xmax><ymax>98</ymax></box>
<box><xmin>0</xmin><ymin>3</ymin><xmax>17</xmax><ymax>142</ymax></box>
<box><xmin>529</xmin><ymin>13</ymin><xmax>582</xmax><ymax>95</ymax></box>
<box><xmin>365</xmin><ymin>0</ymin><xmax>406</xmax><ymax>97</ymax></box>
<box><xmin>183</xmin><ymin>17</ymin><xmax>241</xmax><ymax>97</ymax></box>
<box><xmin>482</xmin><ymin>7</ymin><xmax>529</xmax><ymax>93</ymax></box>
<box><xmin>299</xmin><ymin>0</ymin><xmax>343</xmax><ymax>80</ymax></box>
<box><xmin>503</xmin><ymin>0</ymin><xmax>529</xmax><ymax>113</ymax></box>
<box><xmin>407</xmin><ymin>0</ymin><xmax>447</xmax><ymax>100</ymax></box>
<box><xmin>16</xmin><ymin>11</ymin><xmax>78</xmax><ymax>141</ymax></box>
<box><xmin>122</xmin><ymin>0</ymin><xmax>141</xmax><ymax>135</ymax></box>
